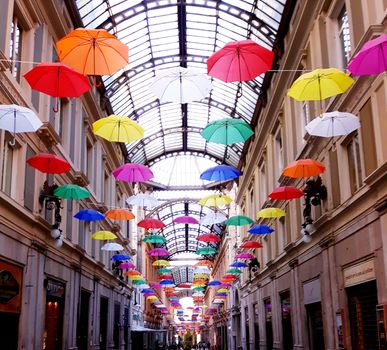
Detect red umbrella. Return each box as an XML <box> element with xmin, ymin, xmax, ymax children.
<box><xmin>207</xmin><ymin>40</ymin><xmax>274</xmax><ymax>82</ymax></box>
<box><xmin>268</xmin><ymin>186</ymin><xmax>304</xmax><ymax>200</ymax></box>
<box><xmin>178</xmin><ymin>283</ymin><xmax>191</xmax><ymax>289</ymax></box>
<box><xmin>158</xmin><ymin>274</ymin><xmax>173</xmax><ymax>280</ymax></box>
<box><xmin>196</xmin><ymin>233</ymin><xmax>221</xmax><ymax>243</ymax></box>
<box><xmin>240</xmin><ymin>241</ymin><xmax>263</xmax><ymax>249</ymax></box>
<box><xmin>24</xmin><ymin>62</ymin><xmax>90</xmax><ymax>112</ymax></box>
<box><xmin>27</xmin><ymin>153</ymin><xmax>71</xmax><ymax>174</ymax></box>
<box><xmin>138</xmin><ymin>218</ymin><xmax>165</xmax><ymax>229</ymax></box>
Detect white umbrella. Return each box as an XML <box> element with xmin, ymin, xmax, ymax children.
<box><xmin>200</xmin><ymin>211</ymin><xmax>227</xmax><ymax>225</ymax></box>
<box><xmin>126</xmin><ymin>194</ymin><xmax>159</xmax><ymax>208</ymax></box>
<box><xmin>101</xmin><ymin>243</ymin><xmax>124</xmax><ymax>251</ymax></box>
<box><xmin>192</xmin><ymin>291</ymin><xmax>205</xmax><ymax>297</ymax></box>
<box><xmin>150</xmin><ymin>67</ymin><xmax>212</xmax><ymax>104</ymax></box>
<box><xmin>305</xmin><ymin>111</ymin><xmax>360</xmax><ymax>137</ymax></box>
<box><xmin>0</xmin><ymin>104</ymin><xmax>43</xmax><ymax>144</ymax></box>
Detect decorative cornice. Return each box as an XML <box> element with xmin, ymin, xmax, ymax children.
<box><xmin>318</xmin><ymin>233</ymin><xmax>335</xmax><ymax>249</ymax></box>
<box><xmin>72</xmin><ymin>171</ymin><xmax>90</xmax><ymax>187</ymax></box>
<box><xmin>36</xmin><ymin>122</ymin><xmax>60</xmax><ymax>148</ymax></box>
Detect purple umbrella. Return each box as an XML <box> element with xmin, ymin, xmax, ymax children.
<box><xmin>347</xmin><ymin>34</ymin><xmax>387</xmax><ymax>76</ymax></box>
<box><xmin>235</xmin><ymin>252</ymin><xmax>255</xmax><ymax>259</ymax></box>
<box><xmin>150</xmin><ymin>283</ymin><xmax>162</xmax><ymax>289</ymax></box>
<box><xmin>118</xmin><ymin>262</ymin><xmax>136</xmax><ymax>269</ymax></box>
<box><xmin>173</xmin><ymin>215</ymin><xmax>199</xmax><ymax>224</ymax></box>
<box><xmin>113</xmin><ymin>163</ymin><xmax>154</xmax><ymax>182</ymax></box>
<box><xmin>148</xmin><ymin>248</ymin><xmax>169</xmax><ymax>257</ymax></box>
<box><xmin>220</xmin><ymin>283</ymin><xmax>232</xmax><ymax>288</ymax></box>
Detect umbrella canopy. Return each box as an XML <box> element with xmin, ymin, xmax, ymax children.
<box><xmin>125</xmin><ymin>270</ymin><xmax>141</xmax><ymax>276</ymax></box>
<box><xmin>143</xmin><ymin>235</ymin><xmax>167</xmax><ymax>244</ymax></box>
<box><xmin>27</xmin><ymin>153</ymin><xmax>71</xmax><ymax>174</ymax></box>
<box><xmin>230</xmin><ymin>261</ymin><xmax>248</xmax><ymax>268</ymax></box>
<box><xmin>196</xmin><ymin>247</ymin><xmax>217</xmax><ymax>255</ymax></box>
<box><xmin>111</xmin><ymin>254</ymin><xmax>130</xmax><ymax>261</ymax></box>
<box><xmin>104</xmin><ymin>209</ymin><xmax>135</xmax><ymax>221</ymax></box>
<box><xmin>113</xmin><ymin>163</ymin><xmax>154</xmax><ymax>183</ymax></box>
<box><xmin>200</xmin><ymin>211</ymin><xmax>227</xmax><ymax>225</ymax></box>
<box><xmin>287</xmin><ymin>68</ymin><xmax>354</xmax><ymax>101</ymax></box>
<box><xmin>101</xmin><ymin>242</ymin><xmax>124</xmax><ymax>251</ymax></box>
<box><xmin>200</xmin><ymin>118</ymin><xmax>254</xmax><ymax>145</ymax></box>
<box><xmin>126</xmin><ymin>194</ymin><xmax>159</xmax><ymax>208</ymax></box>
<box><xmin>178</xmin><ymin>283</ymin><xmax>191</xmax><ymax>289</ymax></box>
<box><xmin>132</xmin><ymin>279</ymin><xmax>146</xmax><ymax>285</ymax></box>
<box><xmin>305</xmin><ymin>111</ymin><xmax>360</xmax><ymax>138</ymax></box>
<box><xmin>160</xmin><ymin>280</ymin><xmax>175</xmax><ymax>285</ymax></box>
<box><xmin>283</xmin><ymin>159</ymin><xmax>325</xmax><ymax>178</ymax></box>
<box><xmin>347</xmin><ymin>34</ymin><xmax>387</xmax><ymax>76</ymax></box>
<box><xmin>92</xmin><ymin>115</ymin><xmax>144</xmax><ymax>143</ymax></box>
<box><xmin>224</xmin><ymin>215</ymin><xmax>253</xmax><ymax>226</ymax></box>
<box><xmin>196</xmin><ymin>233</ymin><xmax>221</xmax><ymax>243</ymax></box>
<box><xmin>207</xmin><ymin>40</ymin><xmax>274</xmax><ymax>82</ymax></box>
<box><xmin>173</xmin><ymin>216</ymin><xmax>199</xmax><ymax>225</ymax></box>
<box><xmin>195</xmin><ymin>260</ymin><xmax>214</xmax><ymax>267</ymax></box>
<box><xmin>156</xmin><ymin>268</ymin><xmax>171</xmax><ymax>274</ymax></box>
<box><xmin>193</xmin><ymin>287</ymin><xmax>206</xmax><ymax>292</ymax></box>
<box><xmin>128</xmin><ymin>275</ymin><xmax>143</xmax><ymax>281</ymax></box>
<box><xmin>256</xmin><ymin>207</ymin><xmax>286</xmax><ymax>219</ymax></box>
<box><xmin>208</xmin><ymin>280</ymin><xmax>221</xmax><ymax>286</ymax></box>
<box><xmin>268</xmin><ymin>186</ymin><xmax>304</xmax><ymax>200</ymax></box>
<box><xmin>226</xmin><ymin>269</ymin><xmax>242</xmax><ymax>274</ymax></box>
<box><xmin>152</xmin><ymin>260</ymin><xmax>170</xmax><ymax>267</ymax></box>
<box><xmin>240</xmin><ymin>241</ymin><xmax>263</xmax><ymax>249</ymax></box>
<box><xmin>199</xmin><ymin>194</ymin><xmax>232</xmax><ymax>207</ymax></box>
<box><xmin>56</xmin><ymin>28</ymin><xmax>128</xmax><ymax>76</ymax></box>
<box><xmin>200</xmin><ymin>164</ymin><xmax>241</xmax><ymax>182</ymax></box>
<box><xmin>193</xmin><ymin>274</ymin><xmax>209</xmax><ymax>279</ymax></box>
<box><xmin>54</xmin><ymin>184</ymin><xmax>90</xmax><ymax>200</ymax></box>
<box><xmin>91</xmin><ymin>231</ymin><xmax>117</xmax><ymax>240</ymax></box>
<box><xmin>150</xmin><ymin>67</ymin><xmax>212</xmax><ymax>103</ymax></box>
<box><xmin>138</xmin><ymin>218</ymin><xmax>165</xmax><ymax>229</ymax></box>
<box><xmin>74</xmin><ymin>209</ymin><xmax>104</xmax><ymax>221</ymax></box>
<box><xmin>118</xmin><ymin>262</ymin><xmax>135</xmax><ymax>269</ymax></box>
<box><xmin>150</xmin><ymin>283</ymin><xmax>162</xmax><ymax>289</ymax></box>
<box><xmin>235</xmin><ymin>252</ymin><xmax>254</xmax><ymax>259</ymax></box>
<box><xmin>248</xmin><ymin>224</ymin><xmax>274</xmax><ymax>235</ymax></box>
<box><xmin>148</xmin><ymin>248</ymin><xmax>169</xmax><ymax>257</ymax></box>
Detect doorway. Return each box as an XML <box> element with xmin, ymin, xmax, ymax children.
<box><xmin>0</xmin><ymin>312</ymin><xmax>19</xmax><ymax>348</ymax></box>
<box><xmin>100</xmin><ymin>296</ymin><xmax>109</xmax><ymax>349</ymax></box>
<box><xmin>264</xmin><ymin>298</ymin><xmax>273</xmax><ymax>350</ymax></box>
<box><xmin>280</xmin><ymin>291</ymin><xmax>293</xmax><ymax>350</ymax></box>
<box><xmin>306</xmin><ymin>302</ymin><xmax>325</xmax><ymax>350</ymax></box>
<box><xmin>77</xmin><ymin>290</ymin><xmax>90</xmax><ymax>350</ymax></box>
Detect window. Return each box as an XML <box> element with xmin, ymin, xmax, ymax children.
<box><xmin>338</xmin><ymin>7</ymin><xmax>351</xmax><ymax>67</ymax></box>
<box><xmin>10</xmin><ymin>17</ymin><xmax>22</xmax><ymax>81</ymax></box>
<box><xmin>1</xmin><ymin>134</ymin><xmax>14</xmax><ymax>195</ymax></box>
<box><xmin>249</xmin><ymin>186</ymin><xmax>255</xmax><ymax>219</ymax></box>
<box><xmin>24</xmin><ymin>146</ymin><xmax>35</xmax><ymax>211</ymax></box>
<box><xmin>32</xmin><ymin>25</ymin><xmax>44</xmax><ymax>110</ymax></box>
<box><xmin>65</xmin><ymin>200</ymin><xmax>73</xmax><ymax>241</ymax></box>
<box><xmin>258</xmin><ymin>161</ymin><xmax>267</xmax><ymax>208</ymax></box>
<box><xmin>274</xmin><ymin>128</ymin><xmax>284</xmax><ymax>182</ymax></box>
<box><xmin>302</xmin><ymin>102</ymin><xmax>310</xmax><ymax>128</ymax></box>
<box><xmin>87</xmin><ymin>139</ymin><xmax>94</xmax><ymax>187</ymax></box>
<box><xmin>347</xmin><ymin>132</ymin><xmax>363</xmax><ymax>194</ymax></box>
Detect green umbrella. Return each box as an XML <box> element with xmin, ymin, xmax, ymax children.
<box><xmin>132</xmin><ymin>279</ymin><xmax>146</xmax><ymax>285</ymax></box>
<box><xmin>54</xmin><ymin>184</ymin><xmax>90</xmax><ymax>199</ymax></box>
<box><xmin>226</xmin><ymin>268</ymin><xmax>242</xmax><ymax>274</ymax></box>
<box><xmin>143</xmin><ymin>235</ymin><xmax>167</xmax><ymax>244</ymax></box>
<box><xmin>196</xmin><ymin>247</ymin><xmax>217</xmax><ymax>255</ymax></box>
<box><xmin>224</xmin><ymin>215</ymin><xmax>254</xmax><ymax>226</ymax></box>
<box><xmin>193</xmin><ymin>287</ymin><xmax>205</xmax><ymax>292</ymax></box>
<box><xmin>157</xmin><ymin>268</ymin><xmax>172</xmax><ymax>274</ymax></box>
<box><xmin>200</xmin><ymin>118</ymin><xmax>254</xmax><ymax>145</ymax></box>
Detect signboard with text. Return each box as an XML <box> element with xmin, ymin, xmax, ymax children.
<box><xmin>0</xmin><ymin>260</ymin><xmax>22</xmax><ymax>313</ymax></box>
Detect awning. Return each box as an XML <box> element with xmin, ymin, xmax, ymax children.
<box><xmin>131</xmin><ymin>325</ymin><xmax>167</xmax><ymax>332</ymax></box>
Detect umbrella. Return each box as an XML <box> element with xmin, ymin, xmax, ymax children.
<box><xmin>240</xmin><ymin>241</ymin><xmax>263</xmax><ymax>249</ymax></box>
<box><xmin>54</xmin><ymin>184</ymin><xmax>90</xmax><ymax>199</ymax></box>
<box><xmin>156</xmin><ymin>268</ymin><xmax>171</xmax><ymax>274</ymax></box>
<box><xmin>226</xmin><ymin>269</ymin><xmax>242</xmax><ymax>274</ymax></box>
<box><xmin>173</xmin><ymin>216</ymin><xmax>199</xmax><ymax>225</ymax></box>
<box><xmin>138</xmin><ymin>218</ymin><xmax>165</xmax><ymax>229</ymax></box>
<box><xmin>148</xmin><ymin>248</ymin><xmax>169</xmax><ymax>257</ymax></box>
<box><xmin>91</xmin><ymin>231</ymin><xmax>117</xmax><ymax>240</ymax></box>
<box><xmin>230</xmin><ymin>261</ymin><xmax>248</xmax><ymax>268</ymax></box>
<box><xmin>207</xmin><ymin>40</ymin><xmax>274</xmax><ymax>82</ymax></box>
<box><xmin>248</xmin><ymin>224</ymin><xmax>274</xmax><ymax>235</ymax></box>
<box><xmin>113</xmin><ymin>163</ymin><xmax>154</xmax><ymax>183</ymax></box>
<box><xmin>125</xmin><ymin>270</ymin><xmax>141</xmax><ymax>276</ymax></box>
<box><xmin>283</xmin><ymin>159</ymin><xmax>325</xmax><ymax>178</ymax></box>
<box><xmin>150</xmin><ymin>283</ymin><xmax>162</xmax><ymax>289</ymax></box>
<box><xmin>111</xmin><ymin>254</ymin><xmax>130</xmax><ymax>261</ymax></box>
<box><xmin>193</xmin><ymin>274</ymin><xmax>209</xmax><ymax>279</ymax></box>
<box><xmin>23</xmin><ymin>62</ymin><xmax>90</xmax><ymax>112</ymax></box>
<box><xmin>305</xmin><ymin>111</ymin><xmax>360</xmax><ymax>138</ymax></box>
<box><xmin>150</xmin><ymin>67</ymin><xmax>212</xmax><ymax>103</ymax></box>
<box><xmin>287</xmin><ymin>68</ymin><xmax>354</xmax><ymax>101</ymax></box>
<box><xmin>143</xmin><ymin>235</ymin><xmax>167</xmax><ymax>244</ymax></box>
<box><xmin>118</xmin><ymin>262</ymin><xmax>135</xmax><ymax>269</ymax></box>
<box><xmin>200</xmin><ymin>118</ymin><xmax>254</xmax><ymax>145</ymax></box>
<box><xmin>256</xmin><ymin>207</ymin><xmax>286</xmax><ymax>219</ymax></box>
<box><xmin>199</xmin><ymin>194</ymin><xmax>232</xmax><ymax>207</ymax></box>
<box><xmin>27</xmin><ymin>153</ymin><xmax>71</xmax><ymax>174</ymax></box>
<box><xmin>104</xmin><ymin>209</ymin><xmax>135</xmax><ymax>221</ymax></box>
<box><xmin>200</xmin><ymin>211</ymin><xmax>227</xmax><ymax>225</ymax></box>
<box><xmin>101</xmin><ymin>243</ymin><xmax>124</xmax><ymax>251</ymax></box>
<box><xmin>132</xmin><ymin>279</ymin><xmax>146</xmax><ymax>285</ymax></box>
<box><xmin>56</xmin><ymin>28</ymin><xmax>128</xmax><ymax>79</ymax></box>
<box><xmin>74</xmin><ymin>209</ymin><xmax>104</xmax><ymax>221</ymax></box>
<box><xmin>220</xmin><ymin>283</ymin><xmax>232</xmax><ymax>288</ymax></box>
<box><xmin>195</xmin><ymin>260</ymin><xmax>214</xmax><ymax>267</ymax></box>
<box><xmin>224</xmin><ymin>215</ymin><xmax>253</xmax><ymax>226</ymax></box>
<box><xmin>160</xmin><ymin>280</ymin><xmax>175</xmax><ymax>285</ymax></box>
<box><xmin>196</xmin><ymin>247</ymin><xmax>217</xmax><ymax>255</ymax></box>
<box><xmin>152</xmin><ymin>260</ymin><xmax>170</xmax><ymax>267</ymax></box>
<box><xmin>196</xmin><ymin>234</ymin><xmax>221</xmax><ymax>243</ymax></box>
<box><xmin>268</xmin><ymin>186</ymin><xmax>304</xmax><ymax>200</ymax></box>
<box><xmin>92</xmin><ymin>115</ymin><xmax>144</xmax><ymax>143</ymax></box>
<box><xmin>0</xmin><ymin>104</ymin><xmax>42</xmax><ymax>145</ymax></box>
<box><xmin>158</xmin><ymin>274</ymin><xmax>173</xmax><ymax>280</ymax></box>
<box><xmin>208</xmin><ymin>280</ymin><xmax>221</xmax><ymax>286</ymax></box>
<box><xmin>347</xmin><ymin>34</ymin><xmax>387</xmax><ymax>76</ymax></box>
<box><xmin>178</xmin><ymin>283</ymin><xmax>191</xmax><ymax>289</ymax></box>
<box><xmin>235</xmin><ymin>252</ymin><xmax>255</xmax><ymax>259</ymax></box>
<box><xmin>200</xmin><ymin>164</ymin><xmax>241</xmax><ymax>182</ymax></box>
<box><xmin>126</xmin><ymin>194</ymin><xmax>159</xmax><ymax>208</ymax></box>
<box><xmin>193</xmin><ymin>287</ymin><xmax>206</xmax><ymax>291</ymax></box>
<box><xmin>217</xmin><ymin>288</ymin><xmax>230</xmax><ymax>293</ymax></box>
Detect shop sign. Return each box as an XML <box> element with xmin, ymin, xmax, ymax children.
<box><xmin>46</xmin><ymin>279</ymin><xmax>65</xmax><ymax>298</ymax></box>
<box><xmin>303</xmin><ymin>279</ymin><xmax>321</xmax><ymax>305</ymax></box>
<box><xmin>0</xmin><ymin>260</ymin><xmax>22</xmax><ymax>313</ymax></box>
<box><xmin>343</xmin><ymin>260</ymin><xmax>375</xmax><ymax>288</ymax></box>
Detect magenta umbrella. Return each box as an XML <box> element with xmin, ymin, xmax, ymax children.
<box><xmin>113</xmin><ymin>163</ymin><xmax>154</xmax><ymax>182</ymax></box>
<box><xmin>347</xmin><ymin>34</ymin><xmax>387</xmax><ymax>76</ymax></box>
<box><xmin>235</xmin><ymin>252</ymin><xmax>254</xmax><ymax>259</ymax></box>
<box><xmin>173</xmin><ymin>215</ymin><xmax>199</xmax><ymax>224</ymax></box>
<box><xmin>150</xmin><ymin>282</ymin><xmax>162</xmax><ymax>289</ymax></box>
<box><xmin>148</xmin><ymin>248</ymin><xmax>169</xmax><ymax>257</ymax></box>
<box><xmin>118</xmin><ymin>262</ymin><xmax>136</xmax><ymax>269</ymax></box>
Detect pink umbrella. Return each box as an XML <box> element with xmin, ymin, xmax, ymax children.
<box><xmin>173</xmin><ymin>215</ymin><xmax>199</xmax><ymax>224</ymax></box>
<box><xmin>150</xmin><ymin>283</ymin><xmax>162</xmax><ymax>289</ymax></box>
<box><xmin>113</xmin><ymin>163</ymin><xmax>154</xmax><ymax>182</ymax></box>
<box><xmin>220</xmin><ymin>283</ymin><xmax>232</xmax><ymax>288</ymax></box>
<box><xmin>148</xmin><ymin>248</ymin><xmax>169</xmax><ymax>257</ymax></box>
<box><xmin>347</xmin><ymin>34</ymin><xmax>387</xmax><ymax>76</ymax></box>
<box><xmin>118</xmin><ymin>262</ymin><xmax>136</xmax><ymax>269</ymax></box>
<box><xmin>235</xmin><ymin>252</ymin><xmax>254</xmax><ymax>259</ymax></box>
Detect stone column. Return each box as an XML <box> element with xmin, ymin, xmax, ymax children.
<box><xmin>271</xmin><ymin>274</ymin><xmax>282</xmax><ymax>350</ymax></box>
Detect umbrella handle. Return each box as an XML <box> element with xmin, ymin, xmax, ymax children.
<box><xmin>93</xmin><ymin>76</ymin><xmax>102</xmax><ymax>88</ymax></box>
<box><xmin>52</xmin><ymin>97</ymin><xmax>59</xmax><ymax>113</ymax></box>
<box><xmin>9</xmin><ymin>138</ymin><xmax>16</xmax><ymax>147</ymax></box>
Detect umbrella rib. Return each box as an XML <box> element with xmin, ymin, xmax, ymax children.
<box><xmin>58</xmin><ymin>39</ymin><xmax>93</xmax><ymax>62</ymax></box>
<box><xmin>95</xmin><ymin>42</ymin><xmax>115</xmax><ymax>75</ymax></box>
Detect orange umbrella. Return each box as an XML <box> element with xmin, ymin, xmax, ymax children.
<box><xmin>124</xmin><ymin>270</ymin><xmax>141</xmax><ymax>276</ymax></box>
<box><xmin>56</xmin><ymin>28</ymin><xmax>128</xmax><ymax>82</ymax></box>
<box><xmin>195</xmin><ymin>260</ymin><xmax>213</xmax><ymax>267</ymax></box>
<box><xmin>282</xmin><ymin>159</ymin><xmax>325</xmax><ymax>178</ymax></box>
<box><xmin>105</xmin><ymin>208</ymin><xmax>135</xmax><ymax>221</ymax></box>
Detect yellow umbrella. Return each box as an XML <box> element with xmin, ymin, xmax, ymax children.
<box><xmin>92</xmin><ymin>115</ymin><xmax>144</xmax><ymax>143</ymax></box>
<box><xmin>128</xmin><ymin>275</ymin><xmax>143</xmax><ymax>280</ymax></box>
<box><xmin>217</xmin><ymin>288</ymin><xmax>230</xmax><ymax>293</ymax></box>
<box><xmin>287</xmin><ymin>68</ymin><xmax>354</xmax><ymax>101</ymax></box>
<box><xmin>199</xmin><ymin>194</ymin><xmax>232</xmax><ymax>207</ymax></box>
<box><xmin>194</xmin><ymin>274</ymin><xmax>209</xmax><ymax>279</ymax></box>
<box><xmin>91</xmin><ymin>231</ymin><xmax>117</xmax><ymax>240</ymax></box>
<box><xmin>152</xmin><ymin>260</ymin><xmax>170</xmax><ymax>267</ymax></box>
<box><xmin>257</xmin><ymin>207</ymin><xmax>286</xmax><ymax>219</ymax></box>
<box><xmin>192</xmin><ymin>283</ymin><xmax>206</xmax><ymax>287</ymax></box>
<box><xmin>147</xmin><ymin>296</ymin><xmax>158</xmax><ymax>300</ymax></box>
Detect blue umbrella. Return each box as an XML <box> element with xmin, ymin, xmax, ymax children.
<box><xmin>230</xmin><ymin>261</ymin><xmax>248</xmax><ymax>268</ymax></box>
<box><xmin>160</xmin><ymin>280</ymin><xmax>175</xmax><ymax>285</ymax></box>
<box><xmin>111</xmin><ymin>254</ymin><xmax>130</xmax><ymax>261</ymax></box>
<box><xmin>248</xmin><ymin>224</ymin><xmax>274</xmax><ymax>235</ymax></box>
<box><xmin>208</xmin><ymin>280</ymin><xmax>222</xmax><ymax>286</ymax></box>
<box><xmin>216</xmin><ymin>293</ymin><xmax>228</xmax><ymax>297</ymax></box>
<box><xmin>200</xmin><ymin>164</ymin><xmax>241</xmax><ymax>182</ymax></box>
<box><xmin>74</xmin><ymin>209</ymin><xmax>104</xmax><ymax>221</ymax></box>
<box><xmin>141</xmin><ymin>289</ymin><xmax>154</xmax><ymax>294</ymax></box>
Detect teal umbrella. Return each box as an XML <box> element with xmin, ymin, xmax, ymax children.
<box><xmin>224</xmin><ymin>215</ymin><xmax>253</xmax><ymax>226</ymax></box>
<box><xmin>226</xmin><ymin>268</ymin><xmax>242</xmax><ymax>274</ymax></box>
<box><xmin>196</xmin><ymin>247</ymin><xmax>217</xmax><ymax>255</ymax></box>
<box><xmin>156</xmin><ymin>268</ymin><xmax>172</xmax><ymax>274</ymax></box>
<box><xmin>54</xmin><ymin>184</ymin><xmax>90</xmax><ymax>199</ymax></box>
<box><xmin>193</xmin><ymin>287</ymin><xmax>205</xmax><ymax>292</ymax></box>
<box><xmin>143</xmin><ymin>235</ymin><xmax>167</xmax><ymax>244</ymax></box>
<box><xmin>200</xmin><ymin>118</ymin><xmax>254</xmax><ymax>145</ymax></box>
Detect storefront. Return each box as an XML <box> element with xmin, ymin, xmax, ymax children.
<box><xmin>280</xmin><ymin>291</ymin><xmax>293</xmax><ymax>350</ymax></box>
<box><xmin>264</xmin><ymin>298</ymin><xmax>273</xmax><ymax>350</ymax></box>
